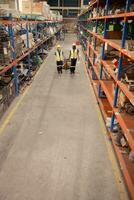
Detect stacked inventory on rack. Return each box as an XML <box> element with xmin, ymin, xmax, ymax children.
<box><xmin>0</xmin><ymin>7</ymin><xmax>63</xmax><ymax>120</ymax></box>
<box><xmin>78</xmin><ymin>0</ymin><xmax>134</xmax><ymax>199</ymax></box>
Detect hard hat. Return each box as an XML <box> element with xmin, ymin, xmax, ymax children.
<box><xmin>57</xmin><ymin>44</ymin><xmax>61</xmax><ymax>48</ymax></box>
<box><xmin>72</xmin><ymin>43</ymin><xmax>76</xmax><ymax>46</ymax></box>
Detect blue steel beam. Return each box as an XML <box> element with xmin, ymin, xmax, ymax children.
<box><xmin>98</xmin><ymin>0</ymin><xmax>109</xmax><ymax>97</ymax></box>
<box><xmin>93</xmin><ymin>0</ymin><xmax>99</xmax><ymax>75</ymax></box>
<box><xmin>111</xmin><ymin>0</ymin><xmax>130</xmax><ymax>131</ymax></box>
<box><xmin>26</xmin><ymin>16</ymin><xmax>31</xmax><ymax>78</ymax></box>
<box><xmin>126</xmin><ymin>0</ymin><xmax>131</xmax><ymax>12</ymax></box>
<box><xmin>8</xmin><ymin>14</ymin><xmax>19</xmax><ymax>96</ymax></box>
<box><xmin>35</xmin><ymin>18</ymin><xmax>39</xmax><ymax>65</ymax></box>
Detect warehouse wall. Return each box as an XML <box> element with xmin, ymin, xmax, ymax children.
<box><xmin>47</xmin><ymin>0</ymin><xmax>79</xmax><ymax>7</ymax></box>
<box><xmin>63</xmin><ymin>18</ymin><xmax>77</xmax><ymax>33</ymax></box>
<box><xmin>84</xmin><ymin>0</ymin><xmax>88</xmax><ymax>4</ymax></box>
<box><xmin>63</xmin><ymin>0</ymin><xmax>80</xmax><ymax>7</ymax></box>
<box><xmin>47</xmin><ymin>0</ymin><xmax>89</xmax><ymax>7</ymax></box>
<box><xmin>47</xmin><ymin>0</ymin><xmax>57</xmax><ymax>6</ymax></box>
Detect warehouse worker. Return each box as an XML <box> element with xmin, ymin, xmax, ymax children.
<box><xmin>69</xmin><ymin>43</ymin><xmax>79</xmax><ymax>74</ymax></box>
<box><xmin>55</xmin><ymin>44</ymin><xmax>64</xmax><ymax>74</ymax></box>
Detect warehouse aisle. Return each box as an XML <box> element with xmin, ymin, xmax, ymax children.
<box><xmin>0</xmin><ymin>34</ymin><xmax>122</xmax><ymax>200</ymax></box>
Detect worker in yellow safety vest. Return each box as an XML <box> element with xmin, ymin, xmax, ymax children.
<box><xmin>55</xmin><ymin>44</ymin><xmax>64</xmax><ymax>74</ymax></box>
<box><xmin>69</xmin><ymin>43</ymin><xmax>79</xmax><ymax>74</ymax></box>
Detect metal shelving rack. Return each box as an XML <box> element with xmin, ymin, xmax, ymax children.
<box><xmin>77</xmin><ymin>0</ymin><xmax>134</xmax><ymax>199</ymax></box>
<box><xmin>0</xmin><ymin>15</ymin><xmax>62</xmax><ymax>96</ymax></box>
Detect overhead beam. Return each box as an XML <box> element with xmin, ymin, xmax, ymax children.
<box><xmin>50</xmin><ymin>6</ymin><xmax>84</xmax><ymax>10</ymax></box>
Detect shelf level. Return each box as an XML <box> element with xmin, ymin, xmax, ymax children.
<box><xmin>78</xmin><ymin>1</ymin><xmax>134</xmax><ymax>197</ymax></box>
<box><xmin>88</xmin><ymin>12</ymin><xmax>134</xmax><ymax>21</ymax></box>
<box><xmin>118</xmin><ymin>81</ymin><xmax>134</xmax><ymax>106</ymax></box>
<box><xmin>0</xmin><ymin>29</ymin><xmax>61</xmax><ymax>75</ymax></box>
<box><xmin>114</xmin><ymin>109</ymin><xmax>134</xmax><ymax>151</ymax></box>
<box><xmin>80</xmin><ymin>24</ymin><xmax>134</xmax><ymax>61</ymax></box>
<box><xmin>100</xmin><ymin>80</ymin><xmax>114</xmax><ymax>107</ymax></box>
<box><xmin>0</xmin><ymin>19</ymin><xmax>62</xmax><ymax>25</ymax></box>
<box><xmin>110</xmin><ymin>132</ymin><xmax>134</xmax><ymax>200</ymax></box>
<box><xmin>101</xmin><ymin>60</ymin><xmax>117</xmax><ymax>81</ymax></box>
<box><xmin>100</xmin><ymin>80</ymin><xmax>134</xmax><ymax>151</ymax></box>
<box><xmin>101</xmin><ymin>60</ymin><xmax>134</xmax><ymax>107</ymax></box>
<box><xmin>88</xmin><ymin>64</ymin><xmax>134</xmax><ymax>200</ymax></box>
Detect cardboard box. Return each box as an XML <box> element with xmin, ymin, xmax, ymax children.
<box><xmin>106</xmin><ymin>31</ymin><xmax>122</xmax><ymax>39</ymax></box>
<box><xmin>22</xmin><ymin>1</ymin><xmax>43</xmax><ymax>14</ymax></box>
<box><xmin>32</xmin><ymin>2</ymin><xmax>43</xmax><ymax>15</ymax></box>
<box><xmin>22</xmin><ymin>0</ymin><xmax>31</xmax><ymax>14</ymax></box>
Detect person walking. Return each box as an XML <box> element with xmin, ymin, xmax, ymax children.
<box><xmin>55</xmin><ymin>45</ymin><xmax>64</xmax><ymax>74</ymax></box>
<box><xmin>69</xmin><ymin>43</ymin><xmax>79</xmax><ymax>74</ymax></box>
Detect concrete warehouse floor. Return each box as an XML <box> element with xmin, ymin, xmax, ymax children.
<box><xmin>0</xmin><ymin>34</ymin><xmax>128</xmax><ymax>200</ymax></box>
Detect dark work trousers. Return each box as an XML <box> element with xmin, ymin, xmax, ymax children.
<box><xmin>57</xmin><ymin>61</ymin><xmax>63</xmax><ymax>74</ymax></box>
<box><xmin>70</xmin><ymin>58</ymin><xmax>77</xmax><ymax>74</ymax></box>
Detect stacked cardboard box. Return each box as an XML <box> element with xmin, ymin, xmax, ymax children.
<box><xmin>20</xmin><ymin>1</ymin><xmax>62</xmax><ymax>21</ymax></box>
<box><xmin>21</xmin><ymin>1</ymin><xmax>43</xmax><ymax>15</ymax></box>
<box><xmin>21</xmin><ymin>1</ymin><xmax>48</xmax><ymax>16</ymax></box>
<box><xmin>42</xmin><ymin>2</ymin><xmax>51</xmax><ymax>19</ymax></box>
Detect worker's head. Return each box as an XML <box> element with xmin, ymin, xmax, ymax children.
<box><xmin>72</xmin><ymin>43</ymin><xmax>76</xmax><ymax>50</ymax></box>
<box><xmin>57</xmin><ymin>44</ymin><xmax>61</xmax><ymax>50</ymax></box>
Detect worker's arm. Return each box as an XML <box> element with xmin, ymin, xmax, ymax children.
<box><xmin>62</xmin><ymin>51</ymin><xmax>65</xmax><ymax>60</ymax></box>
<box><xmin>77</xmin><ymin>49</ymin><xmax>80</xmax><ymax>61</ymax></box>
<box><xmin>69</xmin><ymin>50</ymin><xmax>71</xmax><ymax>60</ymax></box>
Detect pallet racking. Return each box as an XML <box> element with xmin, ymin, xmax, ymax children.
<box><xmin>78</xmin><ymin>0</ymin><xmax>134</xmax><ymax>199</ymax></box>
<box><xmin>0</xmin><ymin>14</ymin><xmax>62</xmax><ymax>95</ymax></box>
<box><xmin>0</xmin><ymin>13</ymin><xmax>62</xmax><ymax>120</ymax></box>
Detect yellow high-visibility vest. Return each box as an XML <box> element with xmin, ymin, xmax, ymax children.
<box><xmin>70</xmin><ymin>49</ymin><xmax>78</xmax><ymax>59</ymax></box>
<box><xmin>56</xmin><ymin>50</ymin><xmax>63</xmax><ymax>61</ymax></box>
